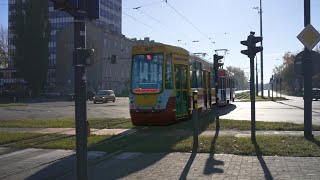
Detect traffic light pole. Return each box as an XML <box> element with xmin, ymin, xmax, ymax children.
<box><xmin>303</xmin><ymin>0</ymin><xmax>313</xmax><ymax>139</ymax></box>
<box><xmin>74</xmin><ymin>14</ymin><xmax>88</xmax><ymax>180</ymax></box>
<box><xmin>250</xmin><ymin>55</ymin><xmax>256</xmax><ymax>142</ymax></box>
<box><xmin>256</xmin><ymin>56</ymin><xmax>258</xmax><ymax>96</ymax></box>
<box><xmin>214</xmin><ymin>58</ymin><xmax>220</xmax><ymax>131</ymax></box>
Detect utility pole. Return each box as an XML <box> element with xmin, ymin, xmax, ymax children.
<box><xmin>256</xmin><ymin>56</ymin><xmax>258</xmax><ymax>96</ymax></box>
<box><xmin>259</xmin><ymin>0</ymin><xmax>264</xmax><ymax>98</ymax></box>
<box><xmin>303</xmin><ymin>0</ymin><xmax>313</xmax><ymax>138</ymax></box>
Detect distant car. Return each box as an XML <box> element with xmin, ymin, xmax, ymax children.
<box><xmin>87</xmin><ymin>91</ymin><xmax>95</xmax><ymax>101</ymax></box>
<box><xmin>312</xmin><ymin>88</ymin><xmax>320</xmax><ymax>101</ymax></box>
<box><xmin>93</xmin><ymin>90</ymin><xmax>116</xmax><ymax>104</ymax></box>
<box><xmin>66</xmin><ymin>91</ymin><xmax>96</xmax><ymax>101</ymax></box>
<box><xmin>40</xmin><ymin>92</ymin><xmax>61</xmax><ymax>99</ymax></box>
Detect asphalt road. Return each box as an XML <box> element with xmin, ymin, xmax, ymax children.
<box><xmin>221</xmin><ymin>90</ymin><xmax>320</xmax><ymax>125</ymax></box>
<box><xmin>1</xmin><ymin>92</ymin><xmax>320</xmax><ymax>125</ymax></box>
<box><xmin>0</xmin><ymin>97</ymin><xmax>131</xmax><ymax>120</ymax></box>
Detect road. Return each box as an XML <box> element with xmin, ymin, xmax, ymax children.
<box><xmin>1</xmin><ymin>93</ymin><xmax>320</xmax><ymax>125</ymax></box>
<box><xmin>0</xmin><ymin>97</ymin><xmax>131</xmax><ymax>120</ymax></box>
<box><xmin>221</xmin><ymin>90</ymin><xmax>320</xmax><ymax>125</ymax></box>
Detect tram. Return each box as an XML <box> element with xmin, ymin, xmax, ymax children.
<box><xmin>129</xmin><ymin>44</ymin><xmax>234</xmax><ymax>126</ymax></box>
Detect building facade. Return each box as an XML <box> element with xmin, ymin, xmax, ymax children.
<box><xmin>2</xmin><ymin>0</ymin><xmax>122</xmax><ymax>90</ymax></box>
<box><xmin>55</xmin><ymin>22</ymin><xmax>157</xmax><ymax>96</ymax></box>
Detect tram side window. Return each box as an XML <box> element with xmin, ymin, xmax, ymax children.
<box><xmin>190</xmin><ymin>60</ymin><xmax>197</xmax><ymax>88</ymax></box>
<box><xmin>165</xmin><ymin>54</ymin><xmax>173</xmax><ymax>89</ymax></box>
<box><xmin>196</xmin><ymin>62</ymin><xmax>202</xmax><ymax>88</ymax></box>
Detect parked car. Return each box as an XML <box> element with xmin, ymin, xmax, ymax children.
<box><xmin>93</xmin><ymin>90</ymin><xmax>115</xmax><ymax>104</ymax></box>
<box><xmin>87</xmin><ymin>91</ymin><xmax>95</xmax><ymax>101</ymax></box>
<box><xmin>66</xmin><ymin>91</ymin><xmax>96</xmax><ymax>101</ymax></box>
<box><xmin>312</xmin><ymin>88</ymin><xmax>320</xmax><ymax>101</ymax></box>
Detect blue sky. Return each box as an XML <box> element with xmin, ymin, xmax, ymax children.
<box><xmin>1</xmin><ymin>0</ymin><xmax>320</xmax><ymax>83</ymax></box>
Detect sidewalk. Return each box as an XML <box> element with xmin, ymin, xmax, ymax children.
<box><xmin>1</xmin><ymin>127</ymin><xmax>320</xmax><ymax>179</ymax></box>
<box><xmin>3</xmin><ymin>149</ymin><xmax>320</xmax><ymax>180</ymax></box>
<box><xmin>1</xmin><ymin>127</ymin><xmax>320</xmax><ymax>137</ymax></box>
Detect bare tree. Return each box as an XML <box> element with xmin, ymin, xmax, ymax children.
<box><xmin>0</xmin><ymin>25</ymin><xmax>8</xmax><ymax>68</ymax></box>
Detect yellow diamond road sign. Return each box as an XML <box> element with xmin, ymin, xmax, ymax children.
<box><xmin>297</xmin><ymin>24</ymin><xmax>320</xmax><ymax>51</ymax></box>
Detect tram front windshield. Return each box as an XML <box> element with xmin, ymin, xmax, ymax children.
<box><xmin>131</xmin><ymin>54</ymin><xmax>163</xmax><ymax>94</ymax></box>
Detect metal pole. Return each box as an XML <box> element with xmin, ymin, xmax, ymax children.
<box><xmin>259</xmin><ymin>0</ymin><xmax>264</xmax><ymax>98</ymax></box>
<box><xmin>280</xmin><ymin>78</ymin><xmax>282</xmax><ymax>98</ymax></box>
<box><xmin>303</xmin><ymin>0</ymin><xmax>313</xmax><ymax>138</ymax></box>
<box><xmin>271</xmin><ymin>80</ymin><xmax>274</xmax><ymax>101</ymax></box>
<box><xmin>256</xmin><ymin>56</ymin><xmax>258</xmax><ymax>96</ymax></box>
<box><xmin>74</xmin><ymin>2</ymin><xmax>88</xmax><ymax>178</ymax></box>
<box><xmin>250</xmin><ymin>55</ymin><xmax>256</xmax><ymax>142</ymax></box>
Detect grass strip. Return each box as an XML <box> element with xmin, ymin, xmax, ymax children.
<box><xmin>0</xmin><ymin>132</ymin><xmax>42</xmax><ymax>145</ymax></box>
<box><xmin>3</xmin><ymin>132</ymin><xmax>113</xmax><ymax>150</ymax></box>
<box><xmin>0</xmin><ymin>118</ymin><xmax>134</xmax><ymax>129</ymax></box>
<box><xmin>235</xmin><ymin>91</ymin><xmax>287</xmax><ymax>101</ymax></box>
<box><xmin>92</xmin><ymin>133</ymin><xmax>320</xmax><ymax>157</ymax></box>
<box><xmin>0</xmin><ymin>103</ymin><xmax>27</xmax><ymax>107</ymax></box>
<box><xmin>2</xmin><ymin>132</ymin><xmax>320</xmax><ymax>157</ymax></box>
<box><xmin>1</xmin><ymin>116</ymin><xmax>320</xmax><ymax>132</ymax></box>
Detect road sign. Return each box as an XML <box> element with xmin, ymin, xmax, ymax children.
<box><xmin>297</xmin><ymin>24</ymin><xmax>320</xmax><ymax>51</ymax></box>
<box><xmin>294</xmin><ymin>50</ymin><xmax>320</xmax><ymax>76</ymax></box>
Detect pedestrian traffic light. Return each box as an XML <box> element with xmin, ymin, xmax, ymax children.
<box><xmin>214</xmin><ymin>54</ymin><xmax>224</xmax><ymax>68</ymax></box>
<box><xmin>75</xmin><ymin>48</ymin><xmax>95</xmax><ymax>66</ymax></box>
<box><xmin>85</xmin><ymin>0</ymin><xmax>100</xmax><ymax>20</ymax></box>
<box><xmin>51</xmin><ymin>0</ymin><xmax>78</xmax><ymax>10</ymax></box>
<box><xmin>240</xmin><ymin>31</ymin><xmax>263</xmax><ymax>58</ymax></box>
<box><xmin>111</xmin><ymin>55</ymin><xmax>117</xmax><ymax>64</ymax></box>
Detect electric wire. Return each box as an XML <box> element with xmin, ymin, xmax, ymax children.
<box><xmin>163</xmin><ymin>0</ymin><xmax>212</xmax><ymax>43</ymax></box>
<box><xmin>130</xmin><ymin>8</ymin><xmax>205</xmax><ymax>53</ymax></box>
<box><xmin>122</xmin><ymin>11</ymin><xmax>153</xmax><ymax>29</ymax></box>
<box><xmin>124</xmin><ymin>0</ymin><xmax>163</xmax><ymax>9</ymax></box>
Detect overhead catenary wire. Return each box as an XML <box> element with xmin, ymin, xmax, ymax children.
<box><xmin>124</xmin><ymin>0</ymin><xmax>164</xmax><ymax>9</ymax></box>
<box><xmin>163</xmin><ymin>0</ymin><xmax>212</xmax><ymax>43</ymax></box>
<box><xmin>122</xmin><ymin>11</ymin><xmax>153</xmax><ymax>29</ymax></box>
<box><xmin>130</xmin><ymin>7</ymin><xmax>205</xmax><ymax>54</ymax></box>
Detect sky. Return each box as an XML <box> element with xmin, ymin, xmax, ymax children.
<box><xmin>1</xmin><ymin>0</ymin><xmax>320</xmax><ymax>83</ymax></box>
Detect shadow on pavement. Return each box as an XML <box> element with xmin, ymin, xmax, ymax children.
<box><xmin>23</xmin><ymin>109</ymin><xmax>227</xmax><ymax>179</ymax></box>
<box><xmin>252</xmin><ymin>140</ymin><xmax>274</xmax><ymax>180</ymax></box>
<box><xmin>203</xmin><ymin>124</ymin><xmax>224</xmax><ymax>175</ymax></box>
<box><xmin>218</xmin><ymin>104</ymin><xmax>237</xmax><ymax>116</ymax></box>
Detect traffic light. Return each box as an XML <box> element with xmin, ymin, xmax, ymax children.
<box><xmin>111</xmin><ymin>55</ymin><xmax>117</xmax><ymax>64</ymax></box>
<box><xmin>214</xmin><ymin>54</ymin><xmax>224</xmax><ymax>68</ymax></box>
<box><xmin>240</xmin><ymin>31</ymin><xmax>263</xmax><ymax>58</ymax></box>
<box><xmin>51</xmin><ymin>0</ymin><xmax>79</xmax><ymax>11</ymax></box>
<box><xmin>85</xmin><ymin>0</ymin><xmax>100</xmax><ymax>20</ymax></box>
<box><xmin>75</xmin><ymin>48</ymin><xmax>95</xmax><ymax>66</ymax></box>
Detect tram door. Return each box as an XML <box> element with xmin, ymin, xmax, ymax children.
<box><xmin>220</xmin><ymin>77</ymin><xmax>226</xmax><ymax>102</ymax></box>
<box><xmin>175</xmin><ymin>65</ymin><xmax>188</xmax><ymax>118</ymax></box>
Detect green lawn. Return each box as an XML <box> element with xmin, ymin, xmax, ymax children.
<box><xmin>235</xmin><ymin>91</ymin><xmax>287</xmax><ymax>101</ymax></box>
<box><xmin>1</xmin><ymin>131</ymin><xmax>113</xmax><ymax>150</ymax></box>
<box><xmin>2</xmin><ymin>129</ymin><xmax>320</xmax><ymax>156</ymax></box>
<box><xmin>0</xmin><ymin>103</ymin><xmax>27</xmax><ymax>107</ymax></box>
<box><xmin>0</xmin><ymin>118</ymin><xmax>134</xmax><ymax>129</ymax></box>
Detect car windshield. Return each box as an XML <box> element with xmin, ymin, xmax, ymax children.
<box><xmin>131</xmin><ymin>54</ymin><xmax>163</xmax><ymax>94</ymax></box>
<box><xmin>96</xmin><ymin>91</ymin><xmax>108</xmax><ymax>95</ymax></box>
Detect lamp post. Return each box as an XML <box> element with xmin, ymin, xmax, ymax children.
<box><xmin>253</xmin><ymin>0</ymin><xmax>264</xmax><ymax>97</ymax></box>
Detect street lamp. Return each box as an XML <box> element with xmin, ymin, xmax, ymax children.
<box><xmin>253</xmin><ymin>0</ymin><xmax>264</xmax><ymax>97</ymax></box>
